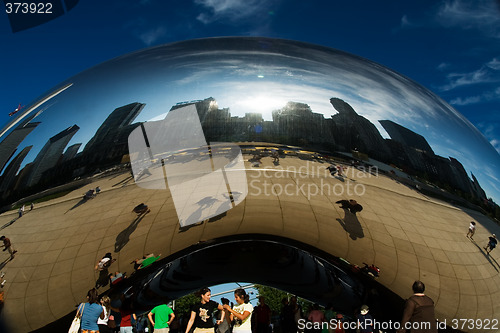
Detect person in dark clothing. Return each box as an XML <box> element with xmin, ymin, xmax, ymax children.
<box><xmin>185</xmin><ymin>287</ymin><xmax>225</xmax><ymax>333</ymax></box>
<box><xmin>356</xmin><ymin>305</ymin><xmax>373</xmax><ymax>333</ymax></box>
<box><xmin>398</xmin><ymin>281</ymin><xmax>437</xmax><ymax>333</ymax></box>
<box><xmin>253</xmin><ymin>296</ymin><xmax>271</xmax><ymax>333</ymax></box>
<box><xmin>484</xmin><ymin>234</ymin><xmax>497</xmax><ymax>254</ymax></box>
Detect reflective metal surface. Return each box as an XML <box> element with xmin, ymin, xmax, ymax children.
<box><xmin>0</xmin><ymin>37</ymin><xmax>499</xmax><ymax>332</ymax></box>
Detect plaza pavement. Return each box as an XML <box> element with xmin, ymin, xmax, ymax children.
<box><xmin>0</xmin><ymin>153</ymin><xmax>498</xmax><ymax>332</ymax></box>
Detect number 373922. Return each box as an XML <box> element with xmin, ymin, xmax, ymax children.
<box><xmin>451</xmin><ymin>318</ymin><xmax>498</xmax><ymax>330</ymax></box>
<box><xmin>5</xmin><ymin>2</ymin><xmax>53</xmax><ymax>14</ymax></box>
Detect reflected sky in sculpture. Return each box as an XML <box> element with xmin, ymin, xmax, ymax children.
<box><xmin>2</xmin><ymin>37</ymin><xmax>499</xmax><ymax>200</ymax></box>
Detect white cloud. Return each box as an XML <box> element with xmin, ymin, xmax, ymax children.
<box><xmin>436</xmin><ymin>0</ymin><xmax>500</xmax><ymax>38</ymax></box>
<box><xmin>491</xmin><ymin>139</ymin><xmax>500</xmax><ymax>153</ymax></box>
<box><xmin>123</xmin><ymin>16</ymin><xmax>170</xmax><ymax>46</ymax></box>
<box><xmin>442</xmin><ymin>67</ymin><xmax>491</xmax><ymax>90</ymax></box>
<box><xmin>195</xmin><ymin>0</ymin><xmax>276</xmax><ymax>24</ymax></box>
<box><xmin>440</xmin><ymin>57</ymin><xmax>500</xmax><ymax>91</ymax></box>
<box><xmin>138</xmin><ymin>26</ymin><xmax>167</xmax><ymax>46</ymax></box>
<box><xmin>476</xmin><ymin>122</ymin><xmax>500</xmax><ymax>154</ymax></box>
<box><xmin>487</xmin><ymin>58</ymin><xmax>500</xmax><ymax>70</ymax></box>
<box><xmin>401</xmin><ymin>0</ymin><xmax>500</xmax><ymax>39</ymax></box>
<box><xmin>437</xmin><ymin>62</ymin><xmax>451</xmax><ymax>71</ymax></box>
<box><xmin>400</xmin><ymin>15</ymin><xmax>417</xmax><ymax>29</ymax></box>
<box><xmin>449</xmin><ymin>87</ymin><xmax>500</xmax><ymax>105</ymax></box>
<box><xmin>450</xmin><ymin>95</ymin><xmax>482</xmax><ymax>105</ymax></box>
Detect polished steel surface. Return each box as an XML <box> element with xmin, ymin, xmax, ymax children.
<box><xmin>0</xmin><ymin>37</ymin><xmax>499</xmax><ymax>332</ymax></box>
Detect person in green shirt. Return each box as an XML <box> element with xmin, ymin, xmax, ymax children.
<box><xmin>148</xmin><ymin>304</ymin><xmax>175</xmax><ymax>333</ymax></box>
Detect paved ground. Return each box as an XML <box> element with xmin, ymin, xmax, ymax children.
<box><xmin>0</xmin><ymin>154</ymin><xmax>498</xmax><ymax>332</ymax></box>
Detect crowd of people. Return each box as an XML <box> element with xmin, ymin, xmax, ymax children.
<box><xmin>72</xmin><ymin>280</ymin><xmax>439</xmax><ymax>333</ymax></box>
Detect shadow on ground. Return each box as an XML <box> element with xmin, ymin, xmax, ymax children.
<box><xmin>114</xmin><ymin>211</ymin><xmax>150</xmax><ymax>252</ymax></box>
<box><xmin>336</xmin><ymin>209</ymin><xmax>364</xmax><ymax>240</ymax></box>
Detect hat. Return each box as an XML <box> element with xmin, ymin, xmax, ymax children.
<box><xmin>360</xmin><ymin>305</ymin><xmax>369</xmax><ymax>315</ymax></box>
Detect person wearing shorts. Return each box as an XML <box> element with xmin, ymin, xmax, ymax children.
<box><xmin>485</xmin><ymin>234</ymin><xmax>497</xmax><ymax>254</ymax></box>
<box><xmin>149</xmin><ymin>303</ymin><xmax>175</xmax><ymax>333</ymax></box>
<box><xmin>466</xmin><ymin>221</ymin><xmax>476</xmax><ymax>239</ymax></box>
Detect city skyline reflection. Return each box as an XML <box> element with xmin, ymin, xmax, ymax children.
<box><xmin>1</xmin><ymin>37</ymin><xmax>498</xmax><ymax>203</ymax></box>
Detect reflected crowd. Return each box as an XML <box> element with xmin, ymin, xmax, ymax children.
<box><xmin>69</xmin><ymin>281</ymin><xmax>437</xmax><ymax>333</ymax></box>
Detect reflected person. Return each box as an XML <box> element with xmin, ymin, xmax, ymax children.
<box><xmin>185</xmin><ymin>287</ymin><xmax>225</xmax><ymax>333</ymax></box>
<box><xmin>224</xmin><ymin>289</ymin><xmax>253</xmax><ymax>333</ymax></box>
<box><xmin>397</xmin><ymin>281</ymin><xmax>437</xmax><ymax>333</ymax></box>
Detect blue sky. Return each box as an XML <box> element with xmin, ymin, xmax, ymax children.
<box><xmin>0</xmin><ymin>0</ymin><xmax>499</xmax><ymax>180</ymax></box>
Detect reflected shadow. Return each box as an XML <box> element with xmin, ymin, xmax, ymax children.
<box><xmin>112</xmin><ymin>175</ymin><xmax>135</xmax><ymax>187</ymax></box>
<box><xmin>0</xmin><ymin>217</ymin><xmax>18</xmax><ymax>230</ymax></box>
<box><xmin>336</xmin><ymin>209</ymin><xmax>364</xmax><ymax>240</ymax></box>
<box><xmin>0</xmin><ymin>258</ymin><xmax>10</xmax><ymax>270</ymax></box>
<box><xmin>179</xmin><ymin>192</ymin><xmax>241</xmax><ymax>231</ymax></box>
<box><xmin>95</xmin><ymin>268</ymin><xmax>110</xmax><ymax>289</ymax></box>
<box><xmin>334</xmin><ymin>176</ymin><xmax>345</xmax><ymax>182</ymax></box>
<box><xmin>65</xmin><ymin>197</ymin><xmax>90</xmax><ymax>213</ymax></box>
<box><xmin>109</xmin><ymin>172</ymin><xmax>128</xmax><ymax>181</ymax></box>
<box><xmin>114</xmin><ymin>211</ymin><xmax>150</xmax><ymax>252</ymax></box>
<box><xmin>249</xmin><ymin>155</ymin><xmax>262</xmax><ymax>168</ymax></box>
<box><xmin>180</xmin><ymin>196</ymin><xmax>220</xmax><ymax>230</ymax></box>
<box><xmin>134</xmin><ymin>168</ymin><xmax>153</xmax><ymax>182</ymax></box>
<box><xmin>223</xmin><ymin>191</ymin><xmax>243</xmax><ymax>203</ymax></box>
<box><xmin>208</xmin><ymin>212</ymin><xmax>226</xmax><ymax>223</ymax></box>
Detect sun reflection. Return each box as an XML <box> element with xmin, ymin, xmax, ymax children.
<box><xmin>233</xmin><ymin>93</ymin><xmax>287</xmax><ymax>117</ymax></box>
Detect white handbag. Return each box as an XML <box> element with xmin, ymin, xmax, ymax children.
<box><xmin>68</xmin><ymin>303</ymin><xmax>84</xmax><ymax>333</ymax></box>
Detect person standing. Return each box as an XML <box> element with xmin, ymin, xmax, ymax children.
<box><xmin>253</xmin><ymin>296</ymin><xmax>271</xmax><ymax>333</ymax></box>
<box><xmin>356</xmin><ymin>305</ymin><xmax>373</xmax><ymax>333</ymax></box>
<box><xmin>79</xmin><ymin>288</ymin><xmax>105</xmax><ymax>333</ymax></box>
<box><xmin>326</xmin><ymin>164</ymin><xmax>337</xmax><ymax>176</ymax></box>
<box><xmin>98</xmin><ymin>296</ymin><xmax>112</xmax><ymax>333</ymax></box>
<box><xmin>217</xmin><ymin>298</ymin><xmax>231</xmax><ymax>333</ymax></box>
<box><xmin>111</xmin><ymin>297</ymin><xmax>137</xmax><ymax>333</ymax></box>
<box><xmin>334</xmin><ymin>314</ymin><xmax>345</xmax><ymax>333</ymax></box>
<box><xmin>185</xmin><ymin>287</ymin><xmax>225</xmax><ymax>333</ymax></box>
<box><xmin>289</xmin><ymin>296</ymin><xmax>303</xmax><ymax>333</ymax></box>
<box><xmin>337</xmin><ymin>165</ymin><xmax>344</xmax><ymax>177</ymax></box>
<box><xmin>307</xmin><ymin>304</ymin><xmax>325</xmax><ymax>333</ymax></box>
<box><xmin>466</xmin><ymin>221</ymin><xmax>476</xmax><ymax>239</ymax></box>
<box><xmin>224</xmin><ymin>289</ymin><xmax>253</xmax><ymax>333</ymax></box>
<box><xmin>148</xmin><ymin>303</ymin><xmax>175</xmax><ymax>333</ymax></box>
<box><xmin>95</xmin><ymin>253</ymin><xmax>114</xmax><ymax>271</ymax></box>
<box><xmin>323</xmin><ymin>304</ymin><xmax>336</xmax><ymax>333</ymax></box>
<box><xmin>484</xmin><ymin>234</ymin><xmax>497</xmax><ymax>255</ymax></box>
<box><xmin>398</xmin><ymin>281</ymin><xmax>437</xmax><ymax>333</ymax></box>
<box><xmin>0</xmin><ymin>236</ymin><xmax>16</xmax><ymax>260</ymax></box>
